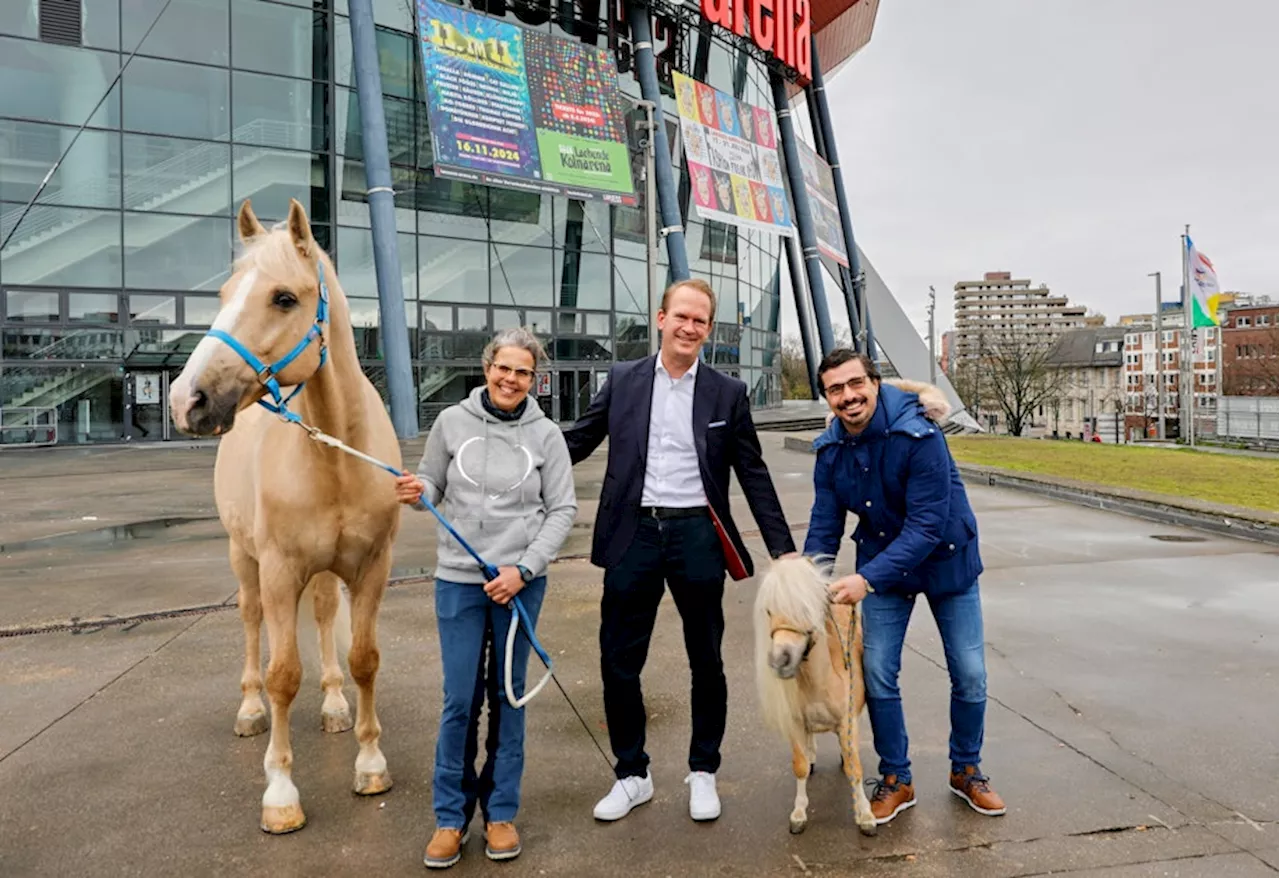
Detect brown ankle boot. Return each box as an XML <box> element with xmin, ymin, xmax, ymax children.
<box><xmin>869</xmin><ymin>775</ymin><xmax>916</xmax><ymax>825</ymax></box>
<box><xmin>424</xmin><ymin>827</ymin><xmax>468</xmax><ymax>869</ymax></box>
<box><xmin>485</xmin><ymin>821</ymin><xmax>521</xmax><ymax>861</ymax></box>
<box><xmin>950</xmin><ymin>766</ymin><xmax>1006</xmax><ymax>816</ymax></box>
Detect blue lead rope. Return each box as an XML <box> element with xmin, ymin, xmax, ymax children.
<box><xmin>201</xmin><ymin>257</ymin><xmax>552</xmax><ymax>709</ymax></box>
<box><xmin>354</xmin><ymin>457</ymin><xmax>554</xmax><ymax>709</ymax></box>
<box><xmin>410</xmin><ymin>492</ymin><xmax>553</xmax><ymax>667</ymax></box>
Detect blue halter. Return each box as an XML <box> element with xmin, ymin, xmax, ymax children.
<box><xmin>204</xmin><ymin>262</ymin><xmax>331</xmax><ymax>424</ymax></box>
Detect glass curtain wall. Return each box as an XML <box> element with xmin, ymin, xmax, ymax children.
<box><xmin>0</xmin><ymin>0</ymin><xmax>783</xmax><ymax>443</ymax></box>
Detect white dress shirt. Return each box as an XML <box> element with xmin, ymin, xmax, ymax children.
<box><xmin>641</xmin><ymin>355</ymin><xmax>707</xmax><ymax>508</ymax></box>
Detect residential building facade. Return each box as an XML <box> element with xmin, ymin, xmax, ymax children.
<box><xmin>1045</xmin><ymin>326</ymin><xmax>1125</xmax><ymax>441</ymax></box>
<box><xmin>1220</xmin><ymin>301</ymin><xmax>1278</xmax><ymax>397</ymax></box>
<box><xmin>1122</xmin><ymin>312</ymin><xmax>1218</xmax><ymax>441</ymax></box>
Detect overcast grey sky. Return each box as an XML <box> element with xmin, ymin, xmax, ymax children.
<box><xmin>781</xmin><ymin>0</ymin><xmax>1279</xmax><ymax>345</ymax></box>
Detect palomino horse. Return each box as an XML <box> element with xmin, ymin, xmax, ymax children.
<box><xmin>169</xmin><ymin>199</ymin><xmax>402</xmax><ymax>834</ymax></box>
<box><xmin>754</xmin><ymin>556</ymin><xmax>877</xmax><ymax>836</ymax></box>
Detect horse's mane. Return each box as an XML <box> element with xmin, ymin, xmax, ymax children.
<box><xmin>753</xmin><ymin>556</ymin><xmax>833</xmax><ymax>740</ymax></box>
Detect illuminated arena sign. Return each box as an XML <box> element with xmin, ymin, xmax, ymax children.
<box><xmin>699</xmin><ymin>0</ymin><xmax>812</xmax><ymax>81</ymax></box>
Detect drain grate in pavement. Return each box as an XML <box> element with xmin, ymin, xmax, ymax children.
<box><xmin>1150</xmin><ymin>534</ymin><xmax>1209</xmax><ymax>542</ymax></box>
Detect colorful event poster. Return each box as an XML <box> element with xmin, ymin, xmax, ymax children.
<box><xmin>416</xmin><ymin>0</ymin><xmax>636</xmax><ymax>205</ymax></box>
<box><xmin>795</xmin><ymin>139</ymin><xmax>849</xmax><ymax>267</ymax></box>
<box><xmin>672</xmin><ymin>71</ymin><xmax>793</xmax><ymax>238</ymax></box>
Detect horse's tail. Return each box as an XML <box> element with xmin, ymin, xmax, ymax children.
<box><xmin>296</xmin><ymin>574</ymin><xmax>352</xmax><ymax>677</ymax></box>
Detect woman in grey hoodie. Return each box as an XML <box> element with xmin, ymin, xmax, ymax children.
<box><xmin>394</xmin><ymin>328</ymin><xmax>577</xmax><ymax>868</ymax></box>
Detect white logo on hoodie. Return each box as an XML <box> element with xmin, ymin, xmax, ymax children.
<box><xmin>455</xmin><ymin>435</ymin><xmax>534</xmax><ymax>500</ymax></box>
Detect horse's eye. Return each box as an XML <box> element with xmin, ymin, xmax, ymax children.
<box><xmin>272</xmin><ymin>290</ymin><xmax>298</xmax><ymax>310</ymax></box>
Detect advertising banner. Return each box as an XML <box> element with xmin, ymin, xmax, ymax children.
<box><xmin>672</xmin><ymin>71</ymin><xmax>793</xmax><ymax>239</ymax></box>
<box><xmin>795</xmin><ymin>139</ymin><xmax>849</xmax><ymax>267</ymax></box>
<box><xmin>416</xmin><ymin>0</ymin><xmax>637</xmax><ymax>205</ymax></box>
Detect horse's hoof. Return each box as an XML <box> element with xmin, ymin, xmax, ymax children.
<box><xmin>321</xmin><ymin>707</ymin><xmax>353</xmax><ymax>734</ymax></box>
<box><xmin>261</xmin><ymin>803</ymin><xmax>306</xmax><ymax>834</ymax></box>
<box><xmin>354</xmin><ymin>770</ymin><xmax>393</xmax><ymax>796</ymax></box>
<box><xmin>858</xmin><ymin>822</ymin><xmax>878</xmax><ymax>837</ymax></box>
<box><xmin>789</xmin><ymin>818</ymin><xmax>807</xmax><ymax>835</ymax></box>
<box><xmin>235</xmin><ymin>712</ymin><xmax>268</xmax><ymax>737</ymax></box>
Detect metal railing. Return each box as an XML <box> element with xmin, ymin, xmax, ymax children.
<box><xmin>0</xmin><ymin>407</ymin><xmax>58</xmax><ymax>447</ymax></box>
<box><xmin>1211</xmin><ymin>396</ymin><xmax>1279</xmax><ymax>443</ymax></box>
<box><xmin>1</xmin><ymin>119</ymin><xmax>311</xmax><ymax>250</ymax></box>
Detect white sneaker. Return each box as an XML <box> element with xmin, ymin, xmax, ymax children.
<box><xmin>593</xmin><ymin>772</ymin><xmax>654</xmax><ymax>821</ymax></box>
<box><xmin>685</xmin><ymin>771</ymin><xmax>721</xmax><ymax>821</ymax></box>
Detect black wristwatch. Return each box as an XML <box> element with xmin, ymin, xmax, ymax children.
<box><xmin>516</xmin><ymin>565</ymin><xmax>535</xmax><ymax>583</ymax></box>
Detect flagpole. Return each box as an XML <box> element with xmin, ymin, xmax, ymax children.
<box><xmin>1214</xmin><ymin>312</ymin><xmax>1223</xmax><ymax>437</ymax></box>
<box><xmin>1182</xmin><ymin>224</ymin><xmax>1195</xmax><ymax>447</ymax></box>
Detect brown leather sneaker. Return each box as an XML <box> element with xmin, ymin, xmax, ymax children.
<box><xmin>423</xmin><ymin>828</ymin><xmax>468</xmax><ymax>869</ymax></box>
<box><xmin>869</xmin><ymin>775</ymin><xmax>917</xmax><ymax>825</ymax></box>
<box><xmin>485</xmin><ymin>821</ymin><xmax>522</xmax><ymax>861</ymax></box>
<box><xmin>950</xmin><ymin>766</ymin><xmax>1007</xmax><ymax>816</ymax></box>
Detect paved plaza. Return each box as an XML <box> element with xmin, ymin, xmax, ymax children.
<box><xmin>0</xmin><ymin>435</ymin><xmax>1275</xmax><ymax>877</ymax></box>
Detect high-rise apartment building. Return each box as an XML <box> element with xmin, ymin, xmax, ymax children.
<box><xmin>952</xmin><ymin>271</ymin><xmax>1089</xmax><ymax>359</ymax></box>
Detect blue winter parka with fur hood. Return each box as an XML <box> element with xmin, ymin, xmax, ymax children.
<box><xmin>802</xmin><ymin>382</ymin><xmax>983</xmax><ymax>597</ymax></box>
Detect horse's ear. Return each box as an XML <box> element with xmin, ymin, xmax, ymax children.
<box><xmin>237</xmin><ymin>200</ymin><xmax>266</xmax><ymax>243</ymax></box>
<box><xmin>286</xmin><ymin>198</ymin><xmax>314</xmax><ymax>259</ymax></box>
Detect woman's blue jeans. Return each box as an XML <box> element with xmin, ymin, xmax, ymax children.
<box><xmin>432</xmin><ymin>576</ymin><xmax>546</xmax><ymax>829</ymax></box>
<box><xmin>861</xmin><ymin>584</ymin><xmax>987</xmax><ymax>785</ymax></box>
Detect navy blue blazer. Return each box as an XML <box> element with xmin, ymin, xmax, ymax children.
<box><xmin>563</xmin><ymin>355</ymin><xmax>795</xmax><ymax>576</ymax></box>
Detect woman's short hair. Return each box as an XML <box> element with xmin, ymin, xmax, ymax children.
<box><xmin>482</xmin><ymin>327</ymin><xmax>549</xmax><ymax>369</ymax></box>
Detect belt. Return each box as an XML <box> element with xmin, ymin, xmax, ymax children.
<box><xmin>639</xmin><ymin>505</ymin><xmax>709</xmax><ymax>520</ymax></box>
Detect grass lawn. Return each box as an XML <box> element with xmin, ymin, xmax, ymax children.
<box><xmin>946</xmin><ymin>436</ymin><xmax>1279</xmax><ymax>513</ymax></box>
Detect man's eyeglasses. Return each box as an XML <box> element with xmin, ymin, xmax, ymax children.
<box><xmin>490</xmin><ymin>363</ymin><xmax>535</xmax><ymax>382</ymax></box>
<box><xmin>822</xmin><ymin>375</ymin><xmax>870</xmax><ymax>398</ymax></box>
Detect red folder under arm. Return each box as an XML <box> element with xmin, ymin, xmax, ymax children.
<box><xmin>707</xmin><ymin>504</ymin><xmax>750</xmax><ymax>581</ymax></box>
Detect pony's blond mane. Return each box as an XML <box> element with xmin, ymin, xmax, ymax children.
<box><xmin>753</xmin><ymin>556</ymin><xmax>833</xmax><ymax>741</ymax></box>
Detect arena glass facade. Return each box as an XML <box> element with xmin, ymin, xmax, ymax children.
<box><xmin>0</xmin><ymin>0</ymin><xmax>795</xmax><ymax>444</ymax></box>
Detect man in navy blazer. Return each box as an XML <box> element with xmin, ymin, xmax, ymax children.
<box><xmin>804</xmin><ymin>349</ymin><xmax>1006</xmax><ymax>827</ymax></box>
<box><xmin>564</xmin><ymin>279</ymin><xmax>796</xmax><ymax>824</ymax></box>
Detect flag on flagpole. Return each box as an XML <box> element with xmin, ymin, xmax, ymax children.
<box><xmin>1184</xmin><ymin>236</ymin><xmax>1223</xmax><ymax>328</ymax></box>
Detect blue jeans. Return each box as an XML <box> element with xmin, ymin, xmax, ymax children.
<box><xmin>433</xmin><ymin>576</ymin><xmax>546</xmax><ymax>829</ymax></box>
<box><xmin>861</xmin><ymin>584</ymin><xmax>987</xmax><ymax>785</ymax></box>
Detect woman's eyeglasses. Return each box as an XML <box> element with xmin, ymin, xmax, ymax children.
<box><xmin>490</xmin><ymin>363</ymin><xmax>535</xmax><ymax>382</ymax></box>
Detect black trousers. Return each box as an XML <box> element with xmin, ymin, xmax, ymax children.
<box><xmin>600</xmin><ymin>512</ymin><xmax>726</xmax><ymax>780</ymax></box>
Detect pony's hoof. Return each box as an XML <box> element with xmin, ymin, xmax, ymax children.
<box><xmin>809</xmin><ymin>762</ymin><xmax>816</xmax><ymax>777</ymax></box>
<box><xmin>789</xmin><ymin>818</ymin><xmax>807</xmax><ymax>835</ymax></box>
<box><xmin>354</xmin><ymin>770</ymin><xmax>393</xmax><ymax>796</ymax></box>
<box><xmin>321</xmin><ymin>707</ymin><xmax>353</xmax><ymax>734</ymax></box>
<box><xmin>858</xmin><ymin>822</ymin><xmax>878</xmax><ymax>837</ymax></box>
<box><xmin>235</xmin><ymin>712</ymin><xmax>268</xmax><ymax>737</ymax></box>
<box><xmin>261</xmin><ymin>803</ymin><xmax>306</xmax><ymax>834</ymax></box>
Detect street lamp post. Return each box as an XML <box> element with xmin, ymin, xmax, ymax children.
<box><xmin>1148</xmin><ymin>271</ymin><xmax>1164</xmax><ymax>440</ymax></box>
<box><xmin>927</xmin><ymin>286</ymin><xmax>937</xmax><ymax>384</ymax></box>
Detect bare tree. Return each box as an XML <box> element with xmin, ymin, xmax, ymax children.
<box><xmin>779</xmin><ymin>325</ymin><xmax>860</xmax><ymax>400</ymax></box>
<box><xmin>780</xmin><ymin>335</ymin><xmax>814</xmax><ymax>400</ymax></box>
<box><xmin>948</xmin><ymin>358</ymin><xmax>984</xmax><ymax>421</ymax></box>
<box><xmin>980</xmin><ymin>333</ymin><xmax>1068</xmax><ymax>437</ymax></box>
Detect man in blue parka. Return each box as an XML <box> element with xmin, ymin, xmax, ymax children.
<box><xmin>803</xmin><ymin>349</ymin><xmax>1006</xmax><ymax>825</ymax></box>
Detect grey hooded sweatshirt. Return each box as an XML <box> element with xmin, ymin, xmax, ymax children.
<box><xmin>415</xmin><ymin>386</ymin><xmax>578</xmax><ymax>585</ymax></box>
